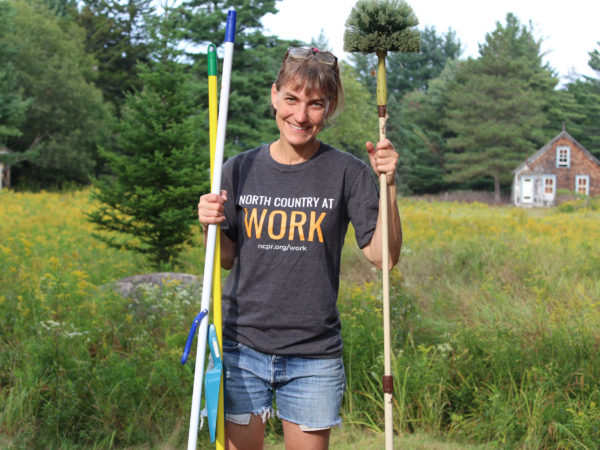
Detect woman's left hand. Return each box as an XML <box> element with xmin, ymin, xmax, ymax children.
<box><xmin>366</xmin><ymin>139</ymin><xmax>398</xmax><ymax>186</ymax></box>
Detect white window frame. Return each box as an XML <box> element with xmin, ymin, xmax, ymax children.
<box><xmin>575</xmin><ymin>175</ymin><xmax>590</xmax><ymax>195</ymax></box>
<box><xmin>556</xmin><ymin>146</ymin><xmax>570</xmax><ymax>168</ymax></box>
<box><xmin>542</xmin><ymin>175</ymin><xmax>556</xmax><ymax>198</ymax></box>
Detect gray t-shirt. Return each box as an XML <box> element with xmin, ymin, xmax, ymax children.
<box><xmin>220</xmin><ymin>143</ymin><xmax>379</xmax><ymax>358</ymax></box>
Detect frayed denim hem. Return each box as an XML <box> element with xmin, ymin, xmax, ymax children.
<box><xmin>226</xmin><ymin>406</ymin><xmax>274</xmax><ymax>425</ymax></box>
<box><xmin>276</xmin><ymin>410</ymin><xmax>343</xmax><ymax>431</ymax></box>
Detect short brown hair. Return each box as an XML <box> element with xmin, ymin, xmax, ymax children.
<box><xmin>274</xmin><ymin>50</ymin><xmax>345</xmax><ymax>121</ymax></box>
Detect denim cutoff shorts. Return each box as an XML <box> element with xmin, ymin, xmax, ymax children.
<box><xmin>222</xmin><ymin>339</ymin><xmax>346</xmax><ymax>431</ymax></box>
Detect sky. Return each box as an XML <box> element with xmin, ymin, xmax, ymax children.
<box><xmin>261</xmin><ymin>0</ymin><xmax>600</xmax><ymax>83</ymax></box>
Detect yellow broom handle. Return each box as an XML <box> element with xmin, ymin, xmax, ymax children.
<box><xmin>208</xmin><ymin>42</ymin><xmax>225</xmax><ymax>450</ymax></box>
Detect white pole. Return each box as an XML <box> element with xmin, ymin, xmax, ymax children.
<box><xmin>187</xmin><ymin>10</ymin><xmax>236</xmax><ymax>450</ymax></box>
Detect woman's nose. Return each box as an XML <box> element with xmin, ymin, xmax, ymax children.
<box><xmin>293</xmin><ymin>105</ymin><xmax>309</xmax><ymax>123</ymax></box>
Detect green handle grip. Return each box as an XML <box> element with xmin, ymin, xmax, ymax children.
<box><xmin>208</xmin><ymin>44</ymin><xmax>217</xmax><ymax>76</ymax></box>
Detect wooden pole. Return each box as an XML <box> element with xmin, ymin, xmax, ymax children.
<box><xmin>344</xmin><ymin>4</ymin><xmax>420</xmax><ymax>447</ymax></box>
<box><xmin>377</xmin><ymin>50</ymin><xmax>394</xmax><ymax>450</ymax></box>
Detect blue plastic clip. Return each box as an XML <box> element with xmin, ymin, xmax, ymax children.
<box><xmin>181</xmin><ymin>309</ymin><xmax>209</xmax><ymax>365</ymax></box>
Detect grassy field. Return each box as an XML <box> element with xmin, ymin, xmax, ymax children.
<box><xmin>1</xmin><ymin>189</ymin><xmax>600</xmax><ymax>448</ymax></box>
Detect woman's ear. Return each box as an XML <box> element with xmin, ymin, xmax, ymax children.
<box><xmin>271</xmin><ymin>83</ymin><xmax>278</xmax><ymax>109</ymax></box>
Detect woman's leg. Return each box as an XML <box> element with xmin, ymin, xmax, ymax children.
<box><xmin>225</xmin><ymin>415</ymin><xmax>266</xmax><ymax>450</ymax></box>
<box><xmin>282</xmin><ymin>419</ymin><xmax>331</xmax><ymax>450</ymax></box>
<box><xmin>222</xmin><ymin>340</ymin><xmax>273</xmax><ymax>450</ymax></box>
<box><xmin>275</xmin><ymin>355</ymin><xmax>345</xmax><ymax>450</ymax></box>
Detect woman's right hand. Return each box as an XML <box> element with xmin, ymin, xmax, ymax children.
<box><xmin>198</xmin><ymin>190</ymin><xmax>236</xmax><ymax>269</ymax></box>
<box><xmin>198</xmin><ymin>190</ymin><xmax>228</xmax><ymax>226</ymax></box>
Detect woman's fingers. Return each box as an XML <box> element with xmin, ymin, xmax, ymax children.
<box><xmin>198</xmin><ymin>191</ymin><xmax>227</xmax><ymax>224</ymax></box>
<box><xmin>366</xmin><ymin>139</ymin><xmax>398</xmax><ymax>185</ymax></box>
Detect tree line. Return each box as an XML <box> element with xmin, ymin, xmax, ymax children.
<box><xmin>1</xmin><ymin>0</ymin><xmax>599</xmax><ymax>265</ymax></box>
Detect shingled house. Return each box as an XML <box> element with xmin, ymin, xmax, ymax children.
<box><xmin>512</xmin><ymin>128</ymin><xmax>600</xmax><ymax>207</ymax></box>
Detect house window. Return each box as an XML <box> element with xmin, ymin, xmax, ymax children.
<box><xmin>556</xmin><ymin>146</ymin><xmax>570</xmax><ymax>168</ymax></box>
<box><xmin>575</xmin><ymin>175</ymin><xmax>590</xmax><ymax>195</ymax></box>
<box><xmin>542</xmin><ymin>175</ymin><xmax>556</xmax><ymax>196</ymax></box>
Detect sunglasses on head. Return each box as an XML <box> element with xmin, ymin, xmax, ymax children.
<box><xmin>284</xmin><ymin>47</ymin><xmax>338</xmax><ymax>67</ymax></box>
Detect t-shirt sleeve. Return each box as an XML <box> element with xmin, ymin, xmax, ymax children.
<box><xmin>346</xmin><ymin>164</ymin><xmax>380</xmax><ymax>248</ymax></box>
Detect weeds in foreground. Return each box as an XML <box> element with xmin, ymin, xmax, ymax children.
<box><xmin>340</xmin><ymin>199</ymin><xmax>600</xmax><ymax>448</ymax></box>
<box><xmin>1</xmin><ymin>191</ymin><xmax>600</xmax><ymax>447</ymax></box>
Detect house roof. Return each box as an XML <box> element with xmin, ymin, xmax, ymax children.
<box><xmin>513</xmin><ymin>128</ymin><xmax>600</xmax><ymax>174</ymax></box>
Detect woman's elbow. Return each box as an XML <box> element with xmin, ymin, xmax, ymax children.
<box><xmin>219</xmin><ymin>233</ymin><xmax>236</xmax><ymax>270</ymax></box>
<box><xmin>362</xmin><ymin>243</ymin><xmax>401</xmax><ymax>270</ymax></box>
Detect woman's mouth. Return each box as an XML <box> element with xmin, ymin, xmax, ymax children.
<box><xmin>289</xmin><ymin>123</ymin><xmax>308</xmax><ymax>132</ymax></box>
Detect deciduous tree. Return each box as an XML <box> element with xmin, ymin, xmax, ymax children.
<box><xmin>2</xmin><ymin>0</ymin><xmax>110</xmax><ymax>186</ymax></box>
<box><xmin>0</xmin><ymin>2</ymin><xmax>30</xmax><ymax>148</ymax></box>
<box><xmin>319</xmin><ymin>63</ymin><xmax>378</xmax><ymax>162</ymax></box>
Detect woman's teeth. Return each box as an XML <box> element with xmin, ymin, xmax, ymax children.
<box><xmin>290</xmin><ymin>123</ymin><xmax>307</xmax><ymax>131</ymax></box>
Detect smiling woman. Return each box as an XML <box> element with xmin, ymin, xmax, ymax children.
<box><xmin>196</xmin><ymin>45</ymin><xmax>402</xmax><ymax>450</ymax></box>
<box><xmin>270</xmin><ymin>84</ymin><xmax>328</xmax><ymax>162</ymax></box>
<box><xmin>269</xmin><ymin>47</ymin><xmax>342</xmax><ymax>163</ymax></box>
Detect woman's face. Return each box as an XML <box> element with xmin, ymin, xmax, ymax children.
<box><xmin>271</xmin><ymin>81</ymin><xmax>330</xmax><ymax>150</ymax></box>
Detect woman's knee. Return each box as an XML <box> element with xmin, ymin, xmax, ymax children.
<box><xmin>225</xmin><ymin>415</ymin><xmax>266</xmax><ymax>450</ymax></box>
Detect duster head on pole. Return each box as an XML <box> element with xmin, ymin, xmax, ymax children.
<box><xmin>343</xmin><ymin>0</ymin><xmax>420</xmax><ymax>54</ymax></box>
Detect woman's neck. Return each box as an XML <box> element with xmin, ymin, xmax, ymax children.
<box><xmin>269</xmin><ymin>138</ymin><xmax>320</xmax><ymax>165</ymax></box>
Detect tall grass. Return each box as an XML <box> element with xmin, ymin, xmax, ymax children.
<box><xmin>0</xmin><ymin>190</ymin><xmax>205</xmax><ymax>448</ymax></box>
<box><xmin>340</xmin><ymin>198</ymin><xmax>600</xmax><ymax>448</ymax></box>
<box><xmin>1</xmin><ymin>190</ymin><xmax>600</xmax><ymax>447</ymax></box>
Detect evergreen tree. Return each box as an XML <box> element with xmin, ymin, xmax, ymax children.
<box><xmin>76</xmin><ymin>0</ymin><xmax>154</xmax><ymax>110</ymax></box>
<box><xmin>387</xmin><ymin>26</ymin><xmax>462</xmax><ymax>97</ymax></box>
<box><xmin>179</xmin><ymin>0</ymin><xmax>303</xmax><ymax>156</ymax></box>
<box><xmin>88</xmin><ymin>8</ymin><xmax>209</xmax><ymax>267</ymax></box>
<box><xmin>399</xmin><ymin>60</ymin><xmax>461</xmax><ymax>193</ymax></box>
<box><xmin>544</xmin><ymin>85</ymin><xmax>586</xmax><ymax>143</ymax></box>
<box><xmin>349</xmin><ymin>25</ymin><xmax>462</xmax><ymax>193</ymax></box>
<box><xmin>350</xmin><ymin>25</ymin><xmax>462</xmax><ymax>99</ymax></box>
<box><xmin>42</xmin><ymin>0</ymin><xmax>78</xmax><ymax>17</ymax></box>
<box><xmin>443</xmin><ymin>13</ymin><xmax>557</xmax><ymax>202</ymax></box>
<box><xmin>564</xmin><ymin>42</ymin><xmax>600</xmax><ymax>155</ymax></box>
